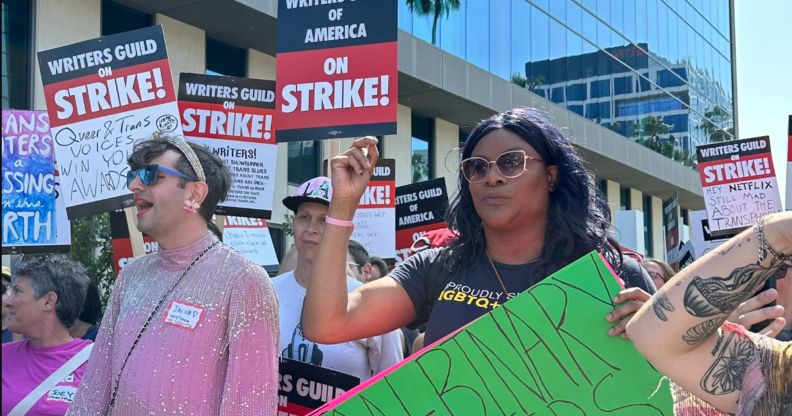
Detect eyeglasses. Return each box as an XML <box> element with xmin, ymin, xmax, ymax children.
<box><xmin>126</xmin><ymin>164</ymin><xmax>197</xmax><ymax>188</ymax></box>
<box><xmin>460</xmin><ymin>149</ymin><xmax>543</xmax><ymax>183</ymax></box>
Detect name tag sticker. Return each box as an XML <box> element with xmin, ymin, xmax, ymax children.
<box><xmin>164</xmin><ymin>300</ymin><xmax>204</xmax><ymax>329</ymax></box>
<box><xmin>48</xmin><ymin>386</ymin><xmax>77</xmax><ymax>403</ymax></box>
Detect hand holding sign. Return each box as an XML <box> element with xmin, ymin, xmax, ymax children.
<box><xmin>329</xmin><ymin>137</ymin><xmax>379</xmax><ymax>208</ymax></box>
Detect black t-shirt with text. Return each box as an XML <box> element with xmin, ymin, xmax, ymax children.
<box><xmin>390</xmin><ymin>248</ymin><xmax>656</xmax><ymax>346</ymax></box>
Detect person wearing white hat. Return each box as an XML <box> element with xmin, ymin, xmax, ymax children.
<box><xmin>273</xmin><ymin>176</ymin><xmax>403</xmax><ymax>382</ymax></box>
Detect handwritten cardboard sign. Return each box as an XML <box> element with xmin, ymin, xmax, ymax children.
<box><xmin>351</xmin><ymin>159</ymin><xmax>395</xmax><ymax>260</ymax></box>
<box><xmin>312</xmin><ymin>252</ymin><xmax>673</xmax><ymax>415</ymax></box>
<box><xmin>395</xmin><ymin>177</ymin><xmax>449</xmax><ymax>263</ymax></box>
<box><xmin>37</xmin><ymin>25</ymin><xmax>182</xmax><ymax>218</ymax></box>
<box><xmin>222</xmin><ymin>216</ymin><xmax>278</xmax><ymax>267</ymax></box>
<box><xmin>275</xmin><ymin>0</ymin><xmax>397</xmax><ymax>141</ymax></box>
<box><xmin>696</xmin><ymin>136</ymin><xmax>782</xmax><ymax>232</ymax></box>
<box><xmin>2</xmin><ymin>110</ymin><xmax>71</xmax><ymax>253</ymax></box>
<box><xmin>279</xmin><ymin>358</ymin><xmax>359</xmax><ymax>415</ymax></box>
<box><xmin>178</xmin><ymin>73</ymin><xmax>278</xmax><ymax>218</ymax></box>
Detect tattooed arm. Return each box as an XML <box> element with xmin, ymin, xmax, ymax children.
<box><xmin>625</xmin><ymin>212</ymin><xmax>791</xmax><ymax>413</ymax></box>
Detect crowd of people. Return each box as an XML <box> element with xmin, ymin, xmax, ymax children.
<box><xmin>1</xmin><ymin>107</ymin><xmax>789</xmax><ymax>415</ymax></box>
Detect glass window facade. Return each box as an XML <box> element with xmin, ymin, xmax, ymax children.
<box><xmin>2</xmin><ymin>0</ymin><xmax>32</xmax><ymax>109</ymax></box>
<box><xmin>102</xmin><ymin>0</ymin><xmax>152</xmax><ymax>36</ymax></box>
<box><xmin>206</xmin><ymin>37</ymin><xmax>246</xmax><ymax>77</ymax></box>
<box><xmin>411</xmin><ymin>114</ymin><xmax>434</xmax><ymax>183</ymax></box>
<box><xmin>399</xmin><ymin>0</ymin><xmax>734</xmax><ymax>166</ymax></box>
<box><xmin>287</xmin><ymin>140</ymin><xmax>320</xmax><ymax>185</ymax></box>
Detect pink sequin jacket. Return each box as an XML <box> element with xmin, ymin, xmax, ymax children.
<box><xmin>67</xmin><ymin>234</ymin><xmax>279</xmax><ymax>415</ymax></box>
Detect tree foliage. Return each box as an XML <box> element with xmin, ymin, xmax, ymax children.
<box><xmin>69</xmin><ymin>213</ymin><xmax>114</xmax><ymax>310</ymax></box>
<box><xmin>697</xmin><ymin>105</ymin><xmax>734</xmax><ymax>143</ymax></box>
<box><xmin>405</xmin><ymin>0</ymin><xmax>461</xmax><ymax>45</ymax></box>
<box><xmin>630</xmin><ymin>116</ymin><xmax>696</xmax><ymax>167</ymax></box>
<box><xmin>412</xmin><ymin>153</ymin><xmax>429</xmax><ymax>183</ymax></box>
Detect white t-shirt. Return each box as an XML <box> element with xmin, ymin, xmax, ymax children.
<box><xmin>273</xmin><ymin>271</ymin><xmax>404</xmax><ymax>381</ymax></box>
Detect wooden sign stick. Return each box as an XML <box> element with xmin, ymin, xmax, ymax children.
<box><xmin>124</xmin><ymin>207</ymin><xmax>145</xmax><ymax>257</ymax></box>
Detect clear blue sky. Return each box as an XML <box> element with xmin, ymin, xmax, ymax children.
<box><xmin>735</xmin><ymin>0</ymin><xmax>791</xmax><ymax>207</ymax></box>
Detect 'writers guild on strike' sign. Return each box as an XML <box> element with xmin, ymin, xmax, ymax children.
<box><xmin>275</xmin><ymin>0</ymin><xmax>397</xmax><ymax>141</ymax></box>
<box><xmin>696</xmin><ymin>136</ymin><xmax>782</xmax><ymax>232</ymax></box>
<box><xmin>37</xmin><ymin>25</ymin><xmax>182</xmax><ymax>219</ymax></box>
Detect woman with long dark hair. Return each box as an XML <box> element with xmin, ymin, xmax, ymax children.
<box><xmin>302</xmin><ymin>107</ymin><xmax>655</xmax><ymax>347</ymax></box>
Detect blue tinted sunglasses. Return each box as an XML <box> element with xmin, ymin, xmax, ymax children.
<box><xmin>126</xmin><ymin>164</ymin><xmax>197</xmax><ymax>187</ymax></box>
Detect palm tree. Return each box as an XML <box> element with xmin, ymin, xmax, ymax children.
<box><xmin>697</xmin><ymin>105</ymin><xmax>734</xmax><ymax>143</ymax></box>
<box><xmin>405</xmin><ymin>0</ymin><xmax>461</xmax><ymax>45</ymax></box>
<box><xmin>631</xmin><ymin>116</ymin><xmax>672</xmax><ymax>153</ymax></box>
<box><xmin>412</xmin><ymin>153</ymin><xmax>429</xmax><ymax>183</ymax></box>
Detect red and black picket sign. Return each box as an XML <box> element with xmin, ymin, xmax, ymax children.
<box><xmin>275</xmin><ymin>0</ymin><xmax>397</xmax><ymax>141</ymax></box>
<box><xmin>278</xmin><ymin>358</ymin><xmax>359</xmax><ymax>415</ymax></box>
<box><xmin>395</xmin><ymin>178</ymin><xmax>449</xmax><ymax>262</ymax></box>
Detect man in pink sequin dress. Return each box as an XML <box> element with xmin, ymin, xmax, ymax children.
<box><xmin>68</xmin><ymin>135</ymin><xmax>279</xmax><ymax>415</ymax></box>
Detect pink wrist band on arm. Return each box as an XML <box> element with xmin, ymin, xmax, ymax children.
<box><xmin>325</xmin><ymin>216</ymin><xmax>355</xmax><ymax>229</ymax></box>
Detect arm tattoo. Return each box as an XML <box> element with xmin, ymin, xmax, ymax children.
<box><xmin>700</xmin><ymin>331</ymin><xmax>756</xmax><ymax>395</ymax></box>
<box><xmin>652</xmin><ymin>291</ymin><xmax>675</xmax><ymax>321</ymax></box>
<box><xmin>683</xmin><ymin>261</ymin><xmax>781</xmax><ymax>318</ymax></box>
<box><xmin>682</xmin><ymin>318</ymin><xmax>721</xmax><ymax>345</ymax></box>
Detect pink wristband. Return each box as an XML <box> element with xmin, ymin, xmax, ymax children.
<box><xmin>325</xmin><ymin>216</ymin><xmax>355</xmax><ymax>229</ymax></box>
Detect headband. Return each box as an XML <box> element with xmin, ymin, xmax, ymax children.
<box><xmin>153</xmin><ymin>132</ymin><xmax>206</xmax><ymax>182</ymax></box>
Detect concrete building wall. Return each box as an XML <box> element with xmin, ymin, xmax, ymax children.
<box><xmin>386</xmin><ymin>105</ymin><xmax>413</xmax><ymax>186</ymax></box>
<box><xmin>651</xmin><ymin>196</ymin><xmax>665</xmax><ymax>259</ymax></box>
<box><xmin>156</xmin><ymin>14</ymin><xmax>205</xmax><ymax>88</ymax></box>
<box><xmin>247</xmin><ymin>49</ymin><xmax>275</xmax><ymax>80</ymax></box>
<box><xmin>33</xmin><ymin>0</ymin><xmax>101</xmax><ymax>110</ymax></box>
<box><xmin>434</xmin><ymin>117</ymin><xmax>459</xmax><ymax>199</ymax></box>
<box><xmin>247</xmin><ymin>48</ymin><xmax>289</xmax><ymax>228</ymax></box>
<box><xmin>630</xmin><ymin>189</ymin><xmax>643</xmax><ymax>214</ymax></box>
<box><xmin>606</xmin><ymin>180</ymin><xmax>621</xmax><ymax>220</ymax></box>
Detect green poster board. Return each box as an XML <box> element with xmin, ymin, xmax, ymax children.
<box><xmin>314</xmin><ymin>252</ymin><xmax>673</xmax><ymax>415</ymax></box>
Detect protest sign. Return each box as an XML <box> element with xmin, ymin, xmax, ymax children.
<box><xmin>677</xmin><ymin>241</ymin><xmax>696</xmax><ymax>270</ymax></box>
<box><xmin>662</xmin><ymin>192</ymin><xmax>679</xmax><ymax>268</ymax></box>
<box><xmin>395</xmin><ymin>178</ymin><xmax>448</xmax><ymax>263</ymax></box>
<box><xmin>312</xmin><ymin>251</ymin><xmax>672</xmax><ymax>415</ymax></box>
<box><xmin>222</xmin><ymin>216</ymin><xmax>278</xmax><ymax>267</ymax></box>
<box><xmin>696</xmin><ymin>136</ymin><xmax>782</xmax><ymax>232</ymax></box>
<box><xmin>178</xmin><ymin>73</ymin><xmax>277</xmax><ymax>218</ymax></box>
<box><xmin>2</xmin><ymin>110</ymin><xmax>71</xmax><ymax>253</ymax></box>
<box><xmin>688</xmin><ymin>209</ymin><xmax>739</xmax><ymax>260</ymax></box>
<box><xmin>37</xmin><ymin>25</ymin><xmax>182</xmax><ymax>218</ymax></box>
<box><xmin>275</xmin><ymin>0</ymin><xmax>397</xmax><ymax>141</ymax></box>
<box><xmin>279</xmin><ymin>358</ymin><xmax>359</xmax><ymax>416</ymax></box>
<box><xmin>109</xmin><ymin>210</ymin><xmax>157</xmax><ymax>275</ymax></box>
<box><xmin>351</xmin><ymin>159</ymin><xmax>395</xmax><ymax>260</ymax></box>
